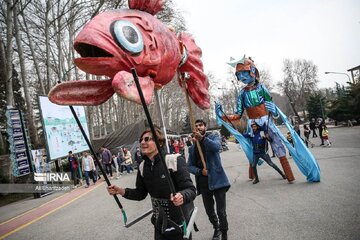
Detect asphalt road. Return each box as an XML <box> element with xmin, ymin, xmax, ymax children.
<box><xmin>2</xmin><ymin>126</ymin><xmax>360</xmax><ymax>240</ymax></box>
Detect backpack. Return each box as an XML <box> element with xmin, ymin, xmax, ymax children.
<box><xmin>138</xmin><ymin>154</ymin><xmax>181</xmax><ymax>177</ymax></box>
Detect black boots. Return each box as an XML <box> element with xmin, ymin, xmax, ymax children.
<box><xmin>212</xmin><ymin>227</ymin><xmax>221</xmax><ymax>240</ymax></box>
<box><xmin>252</xmin><ymin>166</ymin><xmax>259</xmax><ymax>184</ymax></box>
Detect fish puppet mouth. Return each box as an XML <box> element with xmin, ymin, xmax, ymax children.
<box><xmin>48</xmin><ymin>41</ymin><xmax>154</xmax><ymax>106</ymax></box>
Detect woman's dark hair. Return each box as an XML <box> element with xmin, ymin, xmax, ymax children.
<box><xmin>140</xmin><ymin>128</ymin><xmax>165</xmax><ymax>147</ymax></box>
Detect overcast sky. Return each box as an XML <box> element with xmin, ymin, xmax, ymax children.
<box><xmin>174</xmin><ymin>0</ymin><xmax>360</xmax><ymax>91</ymax></box>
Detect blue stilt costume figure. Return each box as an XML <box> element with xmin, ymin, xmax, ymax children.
<box><xmin>216</xmin><ymin>55</ymin><xmax>320</xmax><ymax>182</ymax></box>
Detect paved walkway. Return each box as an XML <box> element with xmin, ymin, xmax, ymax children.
<box><xmin>0</xmin><ymin>180</ymin><xmax>105</xmax><ymax>239</ymax></box>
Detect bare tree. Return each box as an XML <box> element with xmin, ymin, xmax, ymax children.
<box><xmin>13</xmin><ymin>1</ymin><xmax>39</xmax><ymax>145</ymax></box>
<box><xmin>278</xmin><ymin>59</ymin><xmax>318</xmax><ymax>120</ymax></box>
<box><xmin>259</xmin><ymin>68</ymin><xmax>273</xmax><ymax>91</ymax></box>
<box><xmin>4</xmin><ymin>0</ymin><xmax>15</xmax><ymax>107</ymax></box>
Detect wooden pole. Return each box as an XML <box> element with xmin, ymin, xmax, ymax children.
<box><xmin>179</xmin><ymin>73</ymin><xmax>207</xmax><ymax>170</ymax></box>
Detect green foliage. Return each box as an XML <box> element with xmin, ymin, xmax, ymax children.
<box><xmin>328</xmin><ymin>82</ymin><xmax>360</xmax><ymax>122</ymax></box>
<box><xmin>307</xmin><ymin>93</ymin><xmax>325</xmax><ymax>120</ymax></box>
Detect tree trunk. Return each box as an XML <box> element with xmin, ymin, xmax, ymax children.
<box><xmin>5</xmin><ymin>0</ymin><xmax>15</xmax><ymax>107</ymax></box>
<box><xmin>13</xmin><ymin>2</ymin><xmax>39</xmax><ymax>146</ymax></box>
<box><xmin>88</xmin><ymin>106</ymin><xmax>94</xmax><ymax>140</ymax></box>
<box><xmin>19</xmin><ymin>14</ymin><xmax>46</xmax><ymax>95</ymax></box>
<box><xmin>56</xmin><ymin>0</ymin><xmax>63</xmax><ymax>82</ymax></box>
<box><xmin>117</xmin><ymin>95</ymin><xmax>124</xmax><ymax>128</ymax></box>
<box><xmin>67</xmin><ymin>1</ymin><xmax>76</xmax><ymax>81</ymax></box>
<box><xmin>100</xmin><ymin>105</ymin><xmax>106</xmax><ymax>136</ymax></box>
<box><xmin>109</xmin><ymin>98</ymin><xmax>116</xmax><ymax>132</ymax></box>
<box><xmin>45</xmin><ymin>0</ymin><xmax>51</xmax><ymax>92</ymax></box>
<box><xmin>113</xmin><ymin>95</ymin><xmax>119</xmax><ymax>128</ymax></box>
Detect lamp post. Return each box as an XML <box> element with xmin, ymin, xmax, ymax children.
<box><xmin>324</xmin><ymin>71</ymin><xmax>352</xmax><ymax>83</ymax></box>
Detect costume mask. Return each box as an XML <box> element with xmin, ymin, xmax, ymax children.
<box><xmin>236</xmin><ymin>71</ymin><xmax>255</xmax><ymax>84</ymax></box>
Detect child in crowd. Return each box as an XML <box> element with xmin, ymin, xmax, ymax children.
<box><xmin>322</xmin><ymin>125</ymin><xmax>331</xmax><ymax>147</ymax></box>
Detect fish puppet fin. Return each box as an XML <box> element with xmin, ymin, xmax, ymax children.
<box><xmin>112</xmin><ymin>71</ymin><xmax>154</xmax><ymax>105</ymax></box>
<box><xmin>128</xmin><ymin>0</ymin><xmax>165</xmax><ymax>15</ymax></box>
<box><xmin>178</xmin><ymin>32</ymin><xmax>210</xmax><ymax>110</ymax></box>
<box><xmin>48</xmin><ymin>79</ymin><xmax>114</xmax><ymax>106</ymax></box>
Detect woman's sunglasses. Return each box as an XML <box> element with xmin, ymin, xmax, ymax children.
<box><xmin>139</xmin><ymin>136</ymin><xmax>153</xmax><ymax>143</ymax></box>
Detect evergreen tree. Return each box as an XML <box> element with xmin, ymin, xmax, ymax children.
<box><xmin>328</xmin><ymin>82</ymin><xmax>360</xmax><ymax>122</ymax></box>
<box><xmin>306</xmin><ymin>93</ymin><xmax>325</xmax><ymax>120</ymax></box>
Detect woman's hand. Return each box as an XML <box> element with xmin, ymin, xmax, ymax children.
<box><xmin>107</xmin><ymin>185</ymin><xmax>125</xmax><ymax>196</ymax></box>
<box><xmin>170</xmin><ymin>192</ymin><xmax>184</xmax><ymax>206</ymax></box>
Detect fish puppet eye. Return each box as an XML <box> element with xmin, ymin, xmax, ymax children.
<box><xmin>111</xmin><ymin>20</ymin><xmax>144</xmax><ymax>54</ymax></box>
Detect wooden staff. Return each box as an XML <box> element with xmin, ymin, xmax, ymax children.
<box><xmin>179</xmin><ymin>72</ymin><xmax>207</xmax><ymax>170</ymax></box>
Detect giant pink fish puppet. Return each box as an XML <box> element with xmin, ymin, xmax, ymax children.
<box><xmin>48</xmin><ymin>0</ymin><xmax>210</xmax><ymax>110</ymax></box>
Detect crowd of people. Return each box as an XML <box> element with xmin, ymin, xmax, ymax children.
<box><xmin>67</xmin><ymin>145</ymin><xmax>142</xmax><ymax>188</ymax></box>
<box><xmin>67</xmin><ymin>114</ymin><xmax>330</xmax><ymax>239</ymax></box>
<box><xmin>64</xmin><ymin>55</ymin><xmax>333</xmax><ymax>240</ymax></box>
<box><xmin>292</xmin><ymin>117</ymin><xmax>332</xmax><ymax>148</ymax></box>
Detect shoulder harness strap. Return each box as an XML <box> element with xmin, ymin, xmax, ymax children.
<box><xmin>139</xmin><ymin>153</ymin><xmax>181</xmax><ymax>177</ymax></box>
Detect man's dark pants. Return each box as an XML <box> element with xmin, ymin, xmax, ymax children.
<box><xmin>198</xmin><ymin>175</ymin><xmax>228</xmax><ymax>232</ymax></box>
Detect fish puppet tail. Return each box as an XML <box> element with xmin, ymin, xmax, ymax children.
<box><xmin>177</xmin><ymin>32</ymin><xmax>210</xmax><ymax>110</ymax></box>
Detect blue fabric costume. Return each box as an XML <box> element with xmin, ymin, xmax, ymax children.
<box><xmin>216</xmin><ymin>56</ymin><xmax>320</xmax><ymax>182</ymax></box>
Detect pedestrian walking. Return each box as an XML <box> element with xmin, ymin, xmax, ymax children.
<box><xmin>123</xmin><ymin>148</ymin><xmax>134</xmax><ymax>174</ymax></box>
<box><xmin>117</xmin><ymin>147</ymin><xmax>126</xmax><ymax>175</ymax></box>
<box><xmin>81</xmin><ymin>151</ymin><xmax>96</xmax><ymax>187</ymax></box>
<box><xmin>134</xmin><ymin>147</ymin><xmax>142</xmax><ymax>169</ymax></box>
<box><xmin>187</xmin><ymin>119</ymin><xmax>230</xmax><ymax>240</ymax></box>
<box><xmin>303</xmin><ymin>124</ymin><xmax>315</xmax><ymax>148</ymax></box>
<box><xmin>112</xmin><ymin>154</ymin><xmax>120</xmax><ymax>179</ymax></box>
<box><xmin>101</xmin><ymin>146</ymin><xmax>113</xmax><ymax>178</ymax></box>
<box><xmin>68</xmin><ymin>151</ymin><xmax>80</xmax><ymax>186</ymax></box>
<box><xmin>310</xmin><ymin>118</ymin><xmax>318</xmax><ymax>137</ymax></box>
